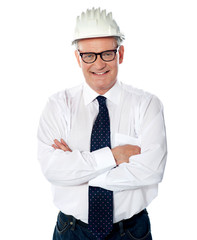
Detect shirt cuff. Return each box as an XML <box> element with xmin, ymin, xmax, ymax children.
<box><xmin>91</xmin><ymin>147</ymin><xmax>116</xmax><ymax>171</ymax></box>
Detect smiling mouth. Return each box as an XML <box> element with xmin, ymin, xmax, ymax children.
<box><xmin>91</xmin><ymin>70</ymin><xmax>110</xmax><ymax>75</ymax></box>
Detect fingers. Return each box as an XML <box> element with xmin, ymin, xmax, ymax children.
<box><xmin>60</xmin><ymin>139</ymin><xmax>72</xmax><ymax>151</ymax></box>
<box><xmin>52</xmin><ymin>144</ymin><xmax>60</xmax><ymax>150</ymax></box>
<box><xmin>52</xmin><ymin>139</ymin><xmax>72</xmax><ymax>152</ymax></box>
<box><xmin>134</xmin><ymin>145</ymin><xmax>141</xmax><ymax>154</ymax></box>
<box><xmin>124</xmin><ymin>144</ymin><xmax>141</xmax><ymax>155</ymax></box>
<box><xmin>112</xmin><ymin>144</ymin><xmax>141</xmax><ymax>166</ymax></box>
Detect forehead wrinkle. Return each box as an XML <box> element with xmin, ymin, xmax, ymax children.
<box><xmin>78</xmin><ymin>37</ymin><xmax>117</xmax><ymax>53</ymax></box>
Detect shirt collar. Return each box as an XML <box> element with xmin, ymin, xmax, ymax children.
<box><xmin>83</xmin><ymin>80</ymin><xmax>121</xmax><ymax>106</ymax></box>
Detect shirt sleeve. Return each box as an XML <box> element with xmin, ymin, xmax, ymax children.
<box><xmin>89</xmin><ymin>95</ymin><xmax>167</xmax><ymax>191</ymax></box>
<box><xmin>37</xmin><ymin>92</ymin><xmax>116</xmax><ymax>187</ymax></box>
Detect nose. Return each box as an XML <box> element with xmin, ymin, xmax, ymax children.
<box><xmin>94</xmin><ymin>55</ymin><xmax>106</xmax><ymax>69</ymax></box>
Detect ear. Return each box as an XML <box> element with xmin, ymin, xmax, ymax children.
<box><xmin>75</xmin><ymin>50</ymin><xmax>82</xmax><ymax>68</ymax></box>
<box><xmin>118</xmin><ymin>45</ymin><xmax>124</xmax><ymax>64</ymax></box>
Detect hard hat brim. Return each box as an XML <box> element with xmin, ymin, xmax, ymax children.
<box><xmin>72</xmin><ymin>34</ymin><xmax>125</xmax><ymax>45</ymax></box>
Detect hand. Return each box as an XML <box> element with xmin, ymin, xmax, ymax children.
<box><xmin>52</xmin><ymin>139</ymin><xmax>72</xmax><ymax>152</ymax></box>
<box><xmin>111</xmin><ymin>144</ymin><xmax>141</xmax><ymax>165</ymax></box>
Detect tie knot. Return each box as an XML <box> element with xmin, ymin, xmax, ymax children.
<box><xmin>96</xmin><ymin>96</ymin><xmax>106</xmax><ymax>106</ymax></box>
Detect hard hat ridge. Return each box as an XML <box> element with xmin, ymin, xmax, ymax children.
<box><xmin>72</xmin><ymin>7</ymin><xmax>125</xmax><ymax>45</ymax></box>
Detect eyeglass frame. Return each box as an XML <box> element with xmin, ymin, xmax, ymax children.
<box><xmin>78</xmin><ymin>48</ymin><xmax>119</xmax><ymax>64</ymax></box>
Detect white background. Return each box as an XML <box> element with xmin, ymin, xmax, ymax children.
<box><xmin>0</xmin><ymin>0</ymin><xmax>197</xmax><ymax>239</ymax></box>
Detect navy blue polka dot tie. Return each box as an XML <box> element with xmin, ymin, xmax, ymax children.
<box><xmin>88</xmin><ymin>96</ymin><xmax>113</xmax><ymax>240</ymax></box>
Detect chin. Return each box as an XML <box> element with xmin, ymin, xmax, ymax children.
<box><xmin>95</xmin><ymin>83</ymin><xmax>116</xmax><ymax>94</ymax></box>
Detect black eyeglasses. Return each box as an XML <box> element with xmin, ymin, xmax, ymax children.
<box><xmin>78</xmin><ymin>48</ymin><xmax>118</xmax><ymax>64</ymax></box>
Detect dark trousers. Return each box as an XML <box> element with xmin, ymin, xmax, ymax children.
<box><xmin>53</xmin><ymin>209</ymin><xmax>152</xmax><ymax>240</ymax></box>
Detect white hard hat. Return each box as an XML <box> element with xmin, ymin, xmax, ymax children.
<box><xmin>72</xmin><ymin>7</ymin><xmax>125</xmax><ymax>45</ymax></box>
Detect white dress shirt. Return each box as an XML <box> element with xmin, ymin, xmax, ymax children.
<box><xmin>37</xmin><ymin>81</ymin><xmax>167</xmax><ymax>223</ymax></box>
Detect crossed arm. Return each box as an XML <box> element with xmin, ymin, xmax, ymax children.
<box><xmin>38</xmin><ymin>94</ymin><xmax>167</xmax><ymax>190</ymax></box>
<box><xmin>52</xmin><ymin>139</ymin><xmax>141</xmax><ymax>166</ymax></box>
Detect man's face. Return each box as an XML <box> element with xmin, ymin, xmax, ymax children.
<box><xmin>75</xmin><ymin>37</ymin><xmax>124</xmax><ymax>95</ymax></box>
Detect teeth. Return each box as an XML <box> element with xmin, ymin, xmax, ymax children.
<box><xmin>94</xmin><ymin>71</ymin><xmax>108</xmax><ymax>75</ymax></box>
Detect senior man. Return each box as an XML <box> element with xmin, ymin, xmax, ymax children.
<box><xmin>38</xmin><ymin>8</ymin><xmax>167</xmax><ymax>240</ymax></box>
